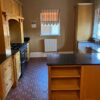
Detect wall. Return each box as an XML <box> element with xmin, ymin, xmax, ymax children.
<box><xmin>94</xmin><ymin>0</ymin><xmax>100</xmax><ymax>7</ymax></box>
<box><xmin>22</xmin><ymin>0</ymin><xmax>91</xmax><ymax>52</ymax></box>
<box><xmin>91</xmin><ymin>0</ymin><xmax>100</xmax><ymax>39</ymax></box>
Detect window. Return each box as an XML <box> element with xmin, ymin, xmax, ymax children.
<box><xmin>40</xmin><ymin>9</ymin><xmax>60</xmax><ymax>36</ymax></box>
<box><xmin>93</xmin><ymin>8</ymin><xmax>100</xmax><ymax>39</ymax></box>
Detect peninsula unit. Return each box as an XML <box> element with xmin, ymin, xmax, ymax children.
<box><xmin>47</xmin><ymin>53</ymin><xmax>100</xmax><ymax>100</ymax></box>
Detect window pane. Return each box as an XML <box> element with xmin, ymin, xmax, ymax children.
<box><xmin>41</xmin><ymin>23</ymin><xmax>60</xmax><ymax>36</ymax></box>
<box><xmin>52</xmin><ymin>24</ymin><xmax>60</xmax><ymax>35</ymax></box>
<box><xmin>40</xmin><ymin>9</ymin><xmax>60</xmax><ymax>36</ymax></box>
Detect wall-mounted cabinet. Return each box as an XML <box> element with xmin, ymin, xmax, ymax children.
<box><xmin>1</xmin><ymin>0</ymin><xmax>23</xmax><ymax>17</ymax></box>
<box><xmin>0</xmin><ymin>0</ymin><xmax>24</xmax><ymax>54</ymax></box>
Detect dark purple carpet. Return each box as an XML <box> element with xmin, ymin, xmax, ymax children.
<box><xmin>6</xmin><ymin>58</ymin><xmax>48</xmax><ymax>100</ymax></box>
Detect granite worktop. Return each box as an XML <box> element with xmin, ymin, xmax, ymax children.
<box><xmin>0</xmin><ymin>49</ymin><xmax>19</xmax><ymax>64</ymax></box>
<box><xmin>0</xmin><ymin>37</ymin><xmax>30</xmax><ymax>64</ymax></box>
<box><xmin>24</xmin><ymin>37</ymin><xmax>30</xmax><ymax>43</ymax></box>
<box><xmin>47</xmin><ymin>53</ymin><xmax>100</xmax><ymax>65</ymax></box>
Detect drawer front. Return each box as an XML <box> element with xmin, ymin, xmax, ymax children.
<box><xmin>3</xmin><ymin>76</ymin><xmax>13</xmax><ymax>97</ymax></box>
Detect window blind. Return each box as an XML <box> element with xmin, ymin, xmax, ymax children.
<box><xmin>40</xmin><ymin>9</ymin><xmax>60</xmax><ymax>36</ymax></box>
<box><xmin>40</xmin><ymin>9</ymin><xmax>59</xmax><ymax>23</ymax></box>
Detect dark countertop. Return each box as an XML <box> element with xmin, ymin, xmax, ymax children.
<box><xmin>78</xmin><ymin>41</ymin><xmax>100</xmax><ymax>53</ymax></box>
<box><xmin>24</xmin><ymin>37</ymin><xmax>30</xmax><ymax>43</ymax></box>
<box><xmin>0</xmin><ymin>49</ymin><xmax>19</xmax><ymax>64</ymax></box>
<box><xmin>47</xmin><ymin>53</ymin><xmax>100</xmax><ymax>65</ymax></box>
<box><xmin>0</xmin><ymin>37</ymin><xmax>30</xmax><ymax>64</ymax></box>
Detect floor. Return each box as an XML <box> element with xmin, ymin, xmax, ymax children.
<box><xmin>6</xmin><ymin>58</ymin><xmax>48</xmax><ymax>100</ymax></box>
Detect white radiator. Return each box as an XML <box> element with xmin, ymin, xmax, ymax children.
<box><xmin>44</xmin><ymin>39</ymin><xmax>57</xmax><ymax>52</ymax></box>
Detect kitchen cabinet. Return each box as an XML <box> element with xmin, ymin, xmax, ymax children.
<box><xmin>0</xmin><ymin>56</ymin><xmax>14</xmax><ymax>100</ymax></box>
<box><xmin>0</xmin><ymin>6</ymin><xmax>11</xmax><ymax>55</ymax></box>
<box><xmin>13</xmin><ymin>51</ymin><xmax>21</xmax><ymax>87</ymax></box>
<box><xmin>27</xmin><ymin>42</ymin><xmax>30</xmax><ymax>61</ymax></box>
<box><xmin>76</xmin><ymin>3</ymin><xmax>94</xmax><ymax>41</ymax></box>
<box><xmin>0</xmin><ymin>0</ymin><xmax>24</xmax><ymax>54</ymax></box>
<box><xmin>1</xmin><ymin>0</ymin><xmax>23</xmax><ymax>17</ymax></box>
<box><xmin>2</xmin><ymin>13</ymin><xmax>11</xmax><ymax>54</ymax></box>
<box><xmin>48</xmin><ymin>53</ymin><xmax>100</xmax><ymax>100</ymax></box>
<box><xmin>49</xmin><ymin>65</ymin><xmax>81</xmax><ymax>100</ymax></box>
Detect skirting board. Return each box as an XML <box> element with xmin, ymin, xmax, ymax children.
<box><xmin>30</xmin><ymin>51</ymin><xmax>74</xmax><ymax>58</ymax></box>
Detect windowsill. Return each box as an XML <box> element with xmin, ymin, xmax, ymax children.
<box><xmin>40</xmin><ymin>34</ymin><xmax>60</xmax><ymax>37</ymax></box>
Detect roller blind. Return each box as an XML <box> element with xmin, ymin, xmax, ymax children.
<box><xmin>40</xmin><ymin>9</ymin><xmax>60</xmax><ymax>36</ymax></box>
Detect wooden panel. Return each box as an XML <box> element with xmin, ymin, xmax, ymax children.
<box><xmin>27</xmin><ymin>42</ymin><xmax>30</xmax><ymax>61</ymax></box>
<box><xmin>76</xmin><ymin>3</ymin><xmax>93</xmax><ymax>41</ymax></box>
<box><xmin>2</xmin><ymin>14</ymin><xmax>11</xmax><ymax>55</ymax></box>
<box><xmin>3</xmin><ymin>75</ymin><xmax>13</xmax><ymax>98</ymax></box>
<box><xmin>16</xmin><ymin>52</ymin><xmax>21</xmax><ymax>80</ymax></box>
<box><xmin>13</xmin><ymin>51</ymin><xmax>21</xmax><ymax>87</ymax></box>
<box><xmin>1</xmin><ymin>57</ymin><xmax>14</xmax><ymax>99</ymax></box>
<box><xmin>0</xmin><ymin>3</ymin><xmax>6</xmax><ymax>54</ymax></box>
<box><xmin>80</xmin><ymin>65</ymin><xmax>100</xmax><ymax>100</ymax></box>
<box><xmin>9</xmin><ymin>19</ymin><xmax>22</xmax><ymax>43</ymax></box>
<box><xmin>51</xmin><ymin>91</ymin><xmax>80</xmax><ymax>100</ymax></box>
<box><xmin>3</xmin><ymin>64</ymin><xmax>12</xmax><ymax>81</ymax></box>
<box><xmin>51</xmin><ymin>78</ymin><xmax>80</xmax><ymax>91</ymax></box>
<box><xmin>20</xmin><ymin>20</ymin><xmax>24</xmax><ymax>43</ymax></box>
<box><xmin>51</xmin><ymin>67</ymin><xmax>81</xmax><ymax>77</ymax></box>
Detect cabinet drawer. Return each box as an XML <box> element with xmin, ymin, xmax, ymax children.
<box><xmin>51</xmin><ymin>78</ymin><xmax>80</xmax><ymax>91</ymax></box>
<box><xmin>3</xmin><ymin>77</ymin><xmax>13</xmax><ymax>97</ymax></box>
<box><xmin>3</xmin><ymin>63</ymin><xmax>12</xmax><ymax>79</ymax></box>
<box><xmin>51</xmin><ymin>91</ymin><xmax>80</xmax><ymax>100</ymax></box>
<box><xmin>51</xmin><ymin>67</ymin><xmax>81</xmax><ymax>77</ymax></box>
<box><xmin>2</xmin><ymin>57</ymin><xmax>12</xmax><ymax>70</ymax></box>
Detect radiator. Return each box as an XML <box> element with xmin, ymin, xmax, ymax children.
<box><xmin>44</xmin><ymin>39</ymin><xmax>57</xmax><ymax>52</ymax></box>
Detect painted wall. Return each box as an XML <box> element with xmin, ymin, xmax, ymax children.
<box><xmin>22</xmin><ymin>0</ymin><xmax>91</xmax><ymax>52</ymax></box>
<box><xmin>94</xmin><ymin>0</ymin><xmax>100</xmax><ymax>7</ymax></box>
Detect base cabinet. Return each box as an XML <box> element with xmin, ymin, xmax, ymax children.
<box><xmin>49</xmin><ymin>65</ymin><xmax>81</xmax><ymax>100</ymax></box>
<box><xmin>49</xmin><ymin>65</ymin><xmax>100</xmax><ymax>100</ymax></box>
<box><xmin>81</xmin><ymin>65</ymin><xmax>100</xmax><ymax>100</ymax></box>
<box><xmin>27</xmin><ymin>42</ymin><xmax>30</xmax><ymax>61</ymax></box>
<box><xmin>0</xmin><ymin>57</ymin><xmax>14</xmax><ymax>100</ymax></box>
<box><xmin>13</xmin><ymin>51</ymin><xmax>21</xmax><ymax>87</ymax></box>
